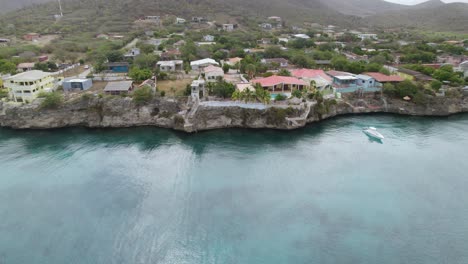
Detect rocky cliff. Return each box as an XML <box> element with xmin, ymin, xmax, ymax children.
<box><xmin>0</xmin><ymin>94</ymin><xmax>467</xmax><ymax>132</ymax></box>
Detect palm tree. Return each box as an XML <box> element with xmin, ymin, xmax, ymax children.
<box><xmin>245</xmin><ymin>64</ymin><xmax>256</xmax><ymax>80</ymax></box>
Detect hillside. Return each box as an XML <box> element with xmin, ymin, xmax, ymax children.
<box><xmin>366</xmin><ymin>2</ymin><xmax>468</xmax><ymax>32</ymax></box>
<box><xmin>0</xmin><ymin>0</ymin><xmax>467</xmax><ymax>34</ymax></box>
<box><xmin>317</xmin><ymin>0</ymin><xmax>407</xmax><ymax>16</ymax></box>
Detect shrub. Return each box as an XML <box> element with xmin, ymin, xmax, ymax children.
<box><xmin>431</xmin><ymin>80</ymin><xmax>442</xmax><ymax>91</ymax></box>
<box><xmin>0</xmin><ymin>89</ymin><xmax>8</xmax><ymax>99</ymax></box>
<box><xmin>39</xmin><ymin>92</ymin><xmax>63</xmax><ymax>109</ymax></box>
<box><xmin>274</xmin><ymin>93</ymin><xmax>287</xmax><ymax>101</ymax></box>
<box><xmin>160</xmin><ymin>91</ymin><xmax>166</xmax><ymax>97</ymax></box>
<box><xmin>133</xmin><ymin>86</ymin><xmax>153</xmax><ymax>105</ymax></box>
<box><xmin>292</xmin><ymin>89</ymin><xmax>303</xmax><ymax>98</ymax></box>
<box><xmin>173</xmin><ymin>114</ymin><xmax>185</xmax><ymax>126</ymax></box>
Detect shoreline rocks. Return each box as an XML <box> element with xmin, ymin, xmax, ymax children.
<box><xmin>0</xmin><ymin>95</ymin><xmax>467</xmax><ymax>132</ymax></box>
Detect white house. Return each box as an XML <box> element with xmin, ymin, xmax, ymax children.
<box><xmin>260</xmin><ymin>23</ymin><xmax>272</xmax><ymax>29</ymax></box>
<box><xmin>293</xmin><ymin>34</ymin><xmax>310</xmax><ymax>39</ymax></box>
<box><xmin>222</xmin><ymin>24</ymin><xmax>234</xmax><ymax>31</ymax></box>
<box><xmin>190</xmin><ymin>58</ymin><xmax>219</xmax><ymax>71</ymax></box>
<box><xmin>357</xmin><ymin>33</ymin><xmax>378</xmax><ymax>41</ymax></box>
<box><xmin>203</xmin><ymin>65</ymin><xmax>224</xmax><ymax>82</ymax></box>
<box><xmin>460</xmin><ymin>61</ymin><xmax>468</xmax><ymax>78</ymax></box>
<box><xmin>203</xmin><ymin>35</ymin><xmax>215</xmax><ymax>42</ymax></box>
<box><xmin>355</xmin><ymin>74</ymin><xmax>376</xmax><ymax>88</ymax></box>
<box><xmin>156</xmin><ymin>60</ymin><xmax>183</xmax><ymax>72</ymax></box>
<box><xmin>4</xmin><ymin>70</ymin><xmax>56</xmax><ymax>103</ymax></box>
<box><xmin>175</xmin><ymin>17</ymin><xmax>186</xmax><ymax>24</ymax></box>
<box><xmin>124</xmin><ymin>48</ymin><xmax>140</xmax><ymax>59</ymax></box>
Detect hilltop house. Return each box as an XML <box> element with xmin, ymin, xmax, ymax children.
<box><xmin>293</xmin><ymin>34</ymin><xmax>310</xmax><ymax>39</ymax></box>
<box><xmin>257</xmin><ymin>38</ymin><xmax>273</xmax><ymax>45</ymax></box>
<box><xmin>364</xmin><ymin>72</ymin><xmax>404</xmax><ymax>87</ymax></box>
<box><xmin>156</xmin><ymin>60</ymin><xmax>183</xmax><ymax>72</ymax></box>
<box><xmin>222</xmin><ymin>24</ymin><xmax>235</xmax><ymax>31</ymax></box>
<box><xmin>203</xmin><ymin>35</ymin><xmax>215</xmax><ymax>42</ymax></box>
<box><xmin>261</xmin><ymin>58</ymin><xmax>289</xmax><ymax>68</ymax></box>
<box><xmin>326</xmin><ymin>70</ymin><xmax>357</xmax><ymax>88</ymax></box>
<box><xmin>203</xmin><ymin>65</ymin><xmax>224</xmax><ymax>82</ymax></box>
<box><xmin>260</xmin><ymin>23</ymin><xmax>273</xmax><ymax>30</ymax></box>
<box><xmin>355</xmin><ymin>74</ymin><xmax>376</xmax><ymax>89</ymax></box>
<box><xmin>252</xmin><ymin>76</ymin><xmax>307</xmax><ymax>93</ymax></box>
<box><xmin>175</xmin><ymin>17</ymin><xmax>186</xmax><ymax>24</ymax></box>
<box><xmin>17</xmin><ymin>63</ymin><xmax>35</xmax><ymax>72</ymax></box>
<box><xmin>0</xmin><ymin>38</ymin><xmax>10</xmax><ymax>47</ymax></box>
<box><xmin>290</xmin><ymin>69</ymin><xmax>332</xmax><ymax>90</ymax></box>
<box><xmin>143</xmin><ymin>16</ymin><xmax>161</xmax><ymax>25</ymax></box>
<box><xmin>124</xmin><ymin>48</ymin><xmax>140</xmax><ymax>60</ymax></box>
<box><xmin>190</xmin><ymin>58</ymin><xmax>219</xmax><ymax>71</ymax></box>
<box><xmin>4</xmin><ymin>70</ymin><xmax>56</xmax><ymax>103</ymax></box>
<box><xmin>460</xmin><ymin>61</ymin><xmax>468</xmax><ymax>78</ymax></box>
<box><xmin>224</xmin><ymin>57</ymin><xmax>242</xmax><ymax>66</ymax></box>
<box><xmin>63</xmin><ymin>78</ymin><xmax>93</xmax><ymax>92</ymax></box>
<box><xmin>23</xmin><ymin>33</ymin><xmax>40</xmax><ymax>41</ymax></box>
<box><xmin>104</xmin><ymin>81</ymin><xmax>133</xmax><ymax>95</ymax></box>
<box><xmin>105</xmin><ymin>62</ymin><xmax>130</xmax><ymax>73</ymax></box>
<box><xmin>160</xmin><ymin>49</ymin><xmax>181</xmax><ymax>60</ymax></box>
<box><xmin>192</xmin><ymin>17</ymin><xmax>206</xmax><ymax>23</ymax></box>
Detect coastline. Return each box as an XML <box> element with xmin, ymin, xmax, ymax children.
<box><xmin>0</xmin><ymin>95</ymin><xmax>467</xmax><ymax>132</ymax></box>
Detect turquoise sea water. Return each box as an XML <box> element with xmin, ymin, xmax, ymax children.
<box><xmin>1</xmin><ymin>114</ymin><xmax>468</xmax><ymax>264</ymax></box>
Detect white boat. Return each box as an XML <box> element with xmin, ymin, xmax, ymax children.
<box><xmin>363</xmin><ymin>127</ymin><xmax>384</xmax><ymax>140</ymax></box>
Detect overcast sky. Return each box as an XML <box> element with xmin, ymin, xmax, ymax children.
<box><xmin>386</xmin><ymin>0</ymin><xmax>468</xmax><ymax>4</ymax></box>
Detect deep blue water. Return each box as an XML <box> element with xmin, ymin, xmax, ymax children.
<box><xmin>1</xmin><ymin>114</ymin><xmax>468</xmax><ymax>264</ymax></box>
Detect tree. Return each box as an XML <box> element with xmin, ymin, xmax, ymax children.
<box><xmin>0</xmin><ymin>59</ymin><xmax>17</xmax><ymax>74</ymax></box>
<box><xmin>264</xmin><ymin>46</ymin><xmax>283</xmax><ymax>58</ymax></box>
<box><xmin>137</xmin><ymin>43</ymin><xmax>156</xmax><ymax>54</ymax></box>
<box><xmin>38</xmin><ymin>92</ymin><xmax>63</xmax><ymax>109</ymax></box>
<box><xmin>277</xmin><ymin>69</ymin><xmax>291</xmax><ymax>76</ymax></box>
<box><xmin>245</xmin><ymin>64</ymin><xmax>256</xmax><ymax>80</ymax></box>
<box><xmin>133</xmin><ymin>86</ymin><xmax>154</xmax><ymax>105</ymax></box>
<box><xmin>129</xmin><ymin>68</ymin><xmax>152</xmax><ymax>82</ymax></box>
<box><xmin>106</xmin><ymin>50</ymin><xmax>123</xmax><ymax>62</ymax></box>
<box><xmin>209</xmin><ymin>81</ymin><xmax>235</xmax><ymax>99</ymax></box>
<box><xmin>222</xmin><ymin>63</ymin><xmax>230</xmax><ymax>73</ymax></box>
<box><xmin>134</xmin><ymin>54</ymin><xmax>158</xmax><ymax>70</ymax></box>
<box><xmin>431</xmin><ymin>80</ymin><xmax>442</xmax><ymax>91</ymax></box>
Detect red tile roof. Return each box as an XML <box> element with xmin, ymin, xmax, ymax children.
<box><xmin>252</xmin><ymin>76</ymin><xmax>307</xmax><ymax>87</ymax></box>
<box><xmin>290</xmin><ymin>69</ymin><xmax>332</xmax><ymax>82</ymax></box>
<box><xmin>364</xmin><ymin>72</ymin><xmax>404</xmax><ymax>82</ymax></box>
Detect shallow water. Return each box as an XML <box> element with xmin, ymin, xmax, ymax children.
<box><xmin>1</xmin><ymin>114</ymin><xmax>468</xmax><ymax>264</ymax></box>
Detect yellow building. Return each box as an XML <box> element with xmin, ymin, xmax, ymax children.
<box><xmin>4</xmin><ymin>70</ymin><xmax>56</xmax><ymax>103</ymax></box>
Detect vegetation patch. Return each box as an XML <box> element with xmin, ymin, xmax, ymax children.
<box><xmin>38</xmin><ymin>92</ymin><xmax>63</xmax><ymax>109</ymax></box>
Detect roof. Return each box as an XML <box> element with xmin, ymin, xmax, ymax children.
<box><xmin>355</xmin><ymin>74</ymin><xmax>374</xmax><ymax>81</ymax></box>
<box><xmin>227</xmin><ymin>57</ymin><xmax>242</xmax><ymax>64</ymax></box>
<box><xmin>190</xmin><ymin>58</ymin><xmax>218</xmax><ymax>67</ymax></box>
<box><xmin>290</xmin><ymin>69</ymin><xmax>332</xmax><ymax>82</ymax></box>
<box><xmin>104</xmin><ymin>81</ymin><xmax>133</xmax><ymax>92</ymax></box>
<box><xmin>294</xmin><ymin>34</ymin><xmax>310</xmax><ymax>39</ymax></box>
<box><xmin>334</xmin><ymin>75</ymin><xmax>357</xmax><ymax>81</ymax></box>
<box><xmin>252</xmin><ymin>76</ymin><xmax>307</xmax><ymax>87</ymax></box>
<box><xmin>315</xmin><ymin>60</ymin><xmax>331</xmax><ymax>65</ymax></box>
<box><xmin>203</xmin><ymin>65</ymin><xmax>224</xmax><ymax>74</ymax></box>
<box><xmin>326</xmin><ymin>70</ymin><xmax>354</xmax><ymax>77</ymax></box>
<box><xmin>364</xmin><ymin>72</ymin><xmax>404</xmax><ymax>82</ymax></box>
<box><xmin>17</xmin><ymin>62</ymin><xmax>35</xmax><ymax>68</ymax></box>
<box><xmin>6</xmin><ymin>70</ymin><xmax>51</xmax><ymax>81</ymax></box>
<box><xmin>64</xmin><ymin>78</ymin><xmax>89</xmax><ymax>83</ymax></box>
<box><xmin>157</xmin><ymin>60</ymin><xmax>183</xmax><ymax>66</ymax></box>
<box><xmin>236</xmin><ymin>83</ymin><xmax>255</xmax><ymax>92</ymax></box>
<box><xmin>262</xmin><ymin>58</ymin><xmax>289</xmax><ymax>64</ymax></box>
<box><xmin>106</xmin><ymin>62</ymin><xmax>129</xmax><ymax>67</ymax></box>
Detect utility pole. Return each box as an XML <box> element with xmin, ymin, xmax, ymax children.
<box><xmin>58</xmin><ymin>0</ymin><xmax>63</xmax><ymax>17</ymax></box>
